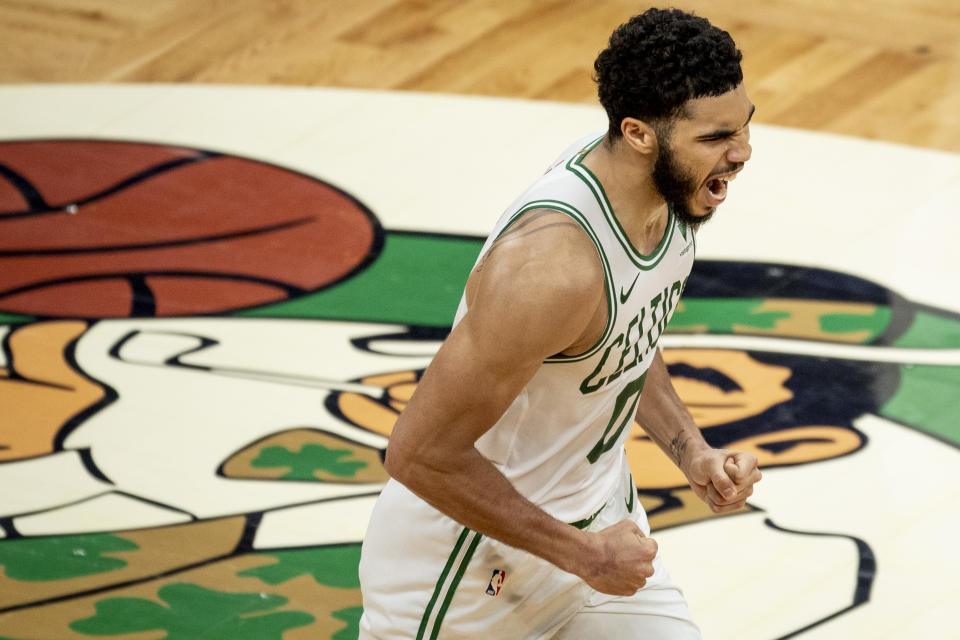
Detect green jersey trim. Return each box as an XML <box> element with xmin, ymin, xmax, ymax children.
<box><xmin>417</xmin><ymin>527</ymin><xmax>483</xmax><ymax>640</ymax></box>
<box><xmin>567</xmin><ymin>136</ymin><xmax>676</xmax><ymax>270</ymax></box>
<box><xmin>490</xmin><ymin>200</ymin><xmax>617</xmax><ymax>364</ymax></box>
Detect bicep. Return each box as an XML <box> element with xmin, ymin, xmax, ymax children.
<box><xmin>386</xmin><ymin>317</ymin><xmax>543</xmax><ymax>468</ymax></box>
<box><xmin>387</xmin><ymin>215</ymin><xmax>604</xmax><ymax>468</ymax></box>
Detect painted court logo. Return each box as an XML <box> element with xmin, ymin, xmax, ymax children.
<box><xmin>1</xmin><ymin>139</ymin><xmax>958</xmax><ymax>640</ymax></box>
<box><xmin>486</xmin><ymin>569</ymin><xmax>506</xmax><ymax>596</ymax></box>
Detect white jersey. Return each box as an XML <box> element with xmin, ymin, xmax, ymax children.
<box><xmin>453</xmin><ymin>133</ymin><xmax>696</xmax><ymax>524</ymax></box>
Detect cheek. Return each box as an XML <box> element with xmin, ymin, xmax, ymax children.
<box><xmin>677</xmin><ymin>150</ymin><xmax>717</xmax><ymax>184</ymax></box>
<box><xmin>698</xmin><ymin>153</ymin><xmax>725</xmax><ymax>177</ymax></box>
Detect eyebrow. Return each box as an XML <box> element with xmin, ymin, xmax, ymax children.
<box><xmin>698</xmin><ymin>104</ymin><xmax>756</xmax><ymax>140</ymax></box>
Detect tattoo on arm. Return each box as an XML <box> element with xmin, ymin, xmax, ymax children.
<box><xmin>669</xmin><ymin>433</ymin><xmax>689</xmax><ymax>466</ymax></box>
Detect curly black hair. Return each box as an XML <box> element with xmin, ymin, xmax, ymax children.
<box><xmin>594</xmin><ymin>8</ymin><xmax>743</xmax><ymax>139</ymax></box>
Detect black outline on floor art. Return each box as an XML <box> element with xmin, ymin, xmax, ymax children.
<box><xmin>0</xmin><ymin>149</ymin><xmax>220</xmax><ymax>220</ymax></box>
<box><xmin>0</xmin><ymin>161</ymin><xmax>49</xmax><ymax>211</ymax></box>
<box><xmin>52</xmin><ymin>322</ymin><xmax>119</xmax><ymax>453</ymax></box>
<box><xmin>764</xmin><ymin>517</ymin><xmax>875</xmax><ymax>640</ymax></box>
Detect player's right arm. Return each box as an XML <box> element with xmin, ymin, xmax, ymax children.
<box><xmin>384</xmin><ymin>209</ymin><xmax>656</xmax><ymax>596</ymax></box>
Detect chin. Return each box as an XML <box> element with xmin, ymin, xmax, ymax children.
<box><xmin>692</xmin><ymin>212</ymin><xmax>715</xmax><ymax>229</ymax></box>
<box><xmin>674</xmin><ymin>200</ymin><xmax>716</xmax><ymax>227</ymax></box>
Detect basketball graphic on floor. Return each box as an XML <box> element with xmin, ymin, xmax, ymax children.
<box><xmin>0</xmin><ymin>140</ymin><xmax>381</xmax><ymax>318</ymax></box>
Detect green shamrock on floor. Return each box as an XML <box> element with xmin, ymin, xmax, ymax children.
<box><xmin>69</xmin><ymin>583</ymin><xmax>313</xmax><ymax>639</ymax></box>
<box><xmin>251</xmin><ymin>444</ymin><xmax>366</xmax><ymax>480</ymax></box>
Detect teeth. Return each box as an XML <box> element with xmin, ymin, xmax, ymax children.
<box><xmin>711</xmin><ymin>172</ymin><xmax>737</xmax><ymax>182</ymax></box>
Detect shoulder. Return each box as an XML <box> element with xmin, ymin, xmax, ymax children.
<box><xmin>469</xmin><ymin>208</ymin><xmax>604</xmax><ymax>303</ymax></box>
<box><xmin>461</xmin><ymin>208</ymin><xmax>606</xmax><ymax>360</ymax></box>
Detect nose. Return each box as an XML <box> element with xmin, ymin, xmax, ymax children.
<box><xmin>728</xmin><ymin>129</ymin><xmax>752</xmax><ymax>164</ymax></box>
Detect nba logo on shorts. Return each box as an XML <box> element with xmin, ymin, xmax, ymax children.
<box><xmin>486</xmin><ymin>569</ymin><xmax>506</xmax><ymax>596</ymax></box>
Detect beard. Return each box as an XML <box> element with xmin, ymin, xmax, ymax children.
<box><xmin>652</xmin><ymin>141</ymin><xmax>714</xmax><ymax>228</ymax></box>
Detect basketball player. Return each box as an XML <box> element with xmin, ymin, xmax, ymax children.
<box><xmin>359</xmin><ymin>9</ymin><xmax>762</xmax><ymax>638</ymax></box>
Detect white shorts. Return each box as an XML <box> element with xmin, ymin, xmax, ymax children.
<box><xmin>358</xmin><ymin>473</ymin><xmax>701</xmax><ymax>639</ymax></box>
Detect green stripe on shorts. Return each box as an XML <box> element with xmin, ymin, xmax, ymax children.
<box><xmin>431</xmin><ymin>532</ymin><xmax>482</xmax><ymax>640</ymax></box>
<box><xmin>417</xmin><ymin>527</ymin><xmax>483</xmax><ymax>640</ymax></box>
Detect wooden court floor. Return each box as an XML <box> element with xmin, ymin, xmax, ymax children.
<box><xmin>1</xmin><ymin>2</ymin><xmax>959</xmax><ymax>640</ymax></box>
<box><xmin>0</xmin><ymin>0</ymin><xmax>959</xmax><ymax>151</ymax></box>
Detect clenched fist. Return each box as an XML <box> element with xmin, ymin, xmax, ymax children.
<box><xmin>576</xmin><ymin>519</ymin><xmax>658</xmax><ymax>596</ymax></box>
<box><xmin>684</xmin><ymin>448</ymin><xmax>762</xmax><ymax>513</ymax></box>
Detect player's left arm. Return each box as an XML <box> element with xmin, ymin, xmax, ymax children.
<box><xmin>634</xmin><ymin>349</ymin><xmax>761</xmax><ymax>513</ymax></box>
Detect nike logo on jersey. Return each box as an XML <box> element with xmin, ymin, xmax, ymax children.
<box><xmin>620</xmin><ymin>273</ymin><xmax>640</xmax><ymax>304</ymax></box>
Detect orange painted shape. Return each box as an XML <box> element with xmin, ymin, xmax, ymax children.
<box><xmin>626</xmin><ymin>423</ymin><xmax>864</xmax><ymax>490</ymax></box>
<box><xmin>663</xmin><ymin>349</ymin><xmax>793</xmax><ymax>427</ymax></box>
<box><xmin>336</xmin><ymin>370</ymin><xmax>421</xmax><ymax>438</ymax></box>
<box><xmin>725</xmin><ymin>425</ymin><xmax>864</xmax><ymax>468</ymax></box>
<box><xmin>0</xmin><ymin>321</ymin><xmax>104</xmax><ymax>461</ymax></box>
<box><xmin>338</xmin><ymin>393</ymin><xmax>400</xmax><ymax>438</ymax></box>
<box><xmin>626</xmin><ymin>432</ymin><xmax>688</xmax><ymax>489</ymax></box>
<box><xmin>358</xmin><ymin>371</ymin><xmax>418</xmax><ymax>388</ymax></box>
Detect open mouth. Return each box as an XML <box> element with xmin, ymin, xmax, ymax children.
<box><xmin>704</xmin><ymin>170</ymin><xmax>739</xmax><ymax>205</ymax></box>
<box><xmin>707</xmin><ymin>178</ymin><xmax>728</xmax><ymax>202</ymax></box>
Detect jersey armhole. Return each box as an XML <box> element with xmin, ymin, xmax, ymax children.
<box><xmin>492</xmin><ymin>200</ymin><xmax>617</xmax><ymax>364</ymax></box>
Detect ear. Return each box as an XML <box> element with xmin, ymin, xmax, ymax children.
<box><xmin>620</xmin><ymin>117</ymin><xmax>659</xmax><ymax>155</ymax></box>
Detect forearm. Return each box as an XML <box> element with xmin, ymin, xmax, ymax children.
<box><xmin>635</xmin><ymin>349</ymin><xmax>709</xmax><ymax>469</ymax></box>
<box><xmin>386</xmin><ymin>442</ymin><xmax>592</xmax><ymax>576</ymax></box>
<box><xmin>636</xmin><ymin>350</ymin><xmax>762</xmax><ymax>512</ymax></box>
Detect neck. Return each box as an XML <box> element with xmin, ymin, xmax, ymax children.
<box><xmin>581</xmin><ymin>136</ymin><xmax>670</xmax><ymax>255</ymax></box>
